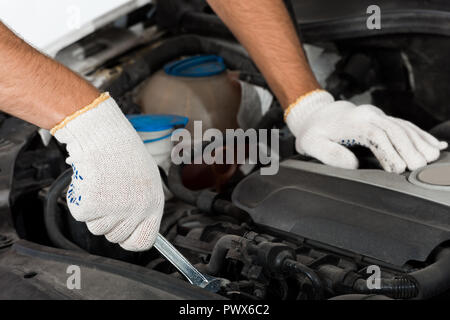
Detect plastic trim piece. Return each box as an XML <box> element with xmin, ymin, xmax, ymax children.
<box><xmin>281</xmin><ymin>152</ymin><xmax>450</xmax><ymax>207</ymax></box>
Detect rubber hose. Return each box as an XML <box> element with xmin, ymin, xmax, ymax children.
<box><xmin>105</xmin><ymin>34</ymin><xmax>260</xmax><ymax>98</ymax></box>
<box><xmin>409</xmin><ymin>248</ymin><xmax>450</xmax><ymax>299</ymax></box>
<box><xmin>283</xmin><ymin>258</ymin><xmax>325</xmax><ymax>300</ymax></box>
<box><xmin>206</xmin><ymin>235</ymin><xmax>247</xmax><ymax>275</ymax></box>
<box><xmin>44</xmin><ymin>168</ymin><xmax>84</xmax><ymax>252</ymax></box>
<box><xmin>353</xmin><ymin>248</ymin><xmax>450</xmax><ymax>299</ymax></box>
<box><xmin>353</xmin><ymin>277</ymin><xmax>417</xmax><ymax>300</ymax></box>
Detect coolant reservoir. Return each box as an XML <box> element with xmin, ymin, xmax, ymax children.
<box><xmin>137</xmin><ymin>55</ymin><xmax>241</xmax><ymax>133</ymax></box>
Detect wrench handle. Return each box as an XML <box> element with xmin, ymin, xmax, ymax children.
<box><xmin>154</xmin><ymin>233</ymin><xmax>209</xmax><ymax>287</ymax></box>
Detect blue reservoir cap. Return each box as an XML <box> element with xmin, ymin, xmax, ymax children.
<box><xmin>127</xmin><ymin>114</ymin><xmax>188</xmax><ymax>132</ymax></box>
<box><xmin>164</xmin><ymin>55</ymin><xmax>226</xmax><ymax>77</ymax></box>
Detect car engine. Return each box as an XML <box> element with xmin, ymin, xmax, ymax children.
<box><xmin>0</xmin><ymin>0</ymin><xmax>450</xmax><ymax>300</ymax></box>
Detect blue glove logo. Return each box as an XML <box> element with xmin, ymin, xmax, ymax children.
<box><xmin>68</xmin><ymin>164</ymin><xmax>83</xmax><ymax>206</ymax></box>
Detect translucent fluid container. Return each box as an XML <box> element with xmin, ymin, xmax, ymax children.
<box><xmin>137</xmin><ymin>55</ymin><xmax>241</xmax><ymax>133</ymax></box>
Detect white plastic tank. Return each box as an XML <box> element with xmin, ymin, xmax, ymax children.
<box><xmin>136</xmin><ymin>55</ymin><xmax>241</xmax><ymax>133</ymax></box>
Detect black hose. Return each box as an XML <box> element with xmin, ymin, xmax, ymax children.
<box><xmin>44</xmin><ymin>168</ymin><xmax>84</xmax><ymax>252</ymax></box>
<box><xmin>283</xmin><ymin>259</ymin><xmax>325</xmax><ymax>300</ymax></box>
<box><xmin>104</xmin><ymin>34</ymin><xmax>260</xmax><ymax>98</ymax></box>
<box><xmin>409</xmin><ymin>248</ymin><xmax>450</xmax><ymax>299</ymax></box>
<box><xmin>206</xmin><ymin>235</ymin><xmax>325</xmax><ymax>299</ymax></box>
<box><xmin>352</xmin><ymin>276</ymin><xmax>417</xmax><ymax>300</ymax></box>
<box><xmin>206</xmin><ymin>235</ymin><xmax>247</xmax><ymax>275</ymax></box>
<box><xmin>352</xmin><ymin>248</ymin><xmax>450</xmax><ymax>299</ymax></box>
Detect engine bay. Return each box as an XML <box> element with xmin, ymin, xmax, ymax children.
<box><xmin>0</xmin><ymin>1</ymin><xmax>450</xmax><ymax>300</ymax></box>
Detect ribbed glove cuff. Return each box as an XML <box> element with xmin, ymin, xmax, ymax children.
<box><xmin>285</xmin><ymin>90</ymin><xmax>335</xmax><ymax>132</ymax></box>
<box><xmin>53</xmin><ymin>93</ymin><xmax>139</xmax><ymax>153</ymax></box>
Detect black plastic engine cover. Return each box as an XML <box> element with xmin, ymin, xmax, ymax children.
<box><xmin>232</xmin><ymin>156</ymin><xmax>450</xmax><ymax>267</ymax></box>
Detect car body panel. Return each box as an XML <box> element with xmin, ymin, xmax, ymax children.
<box><xmin>0</xmin><ymin>0</ymin><xmax>151</xmax><ymax>56</ymax></box>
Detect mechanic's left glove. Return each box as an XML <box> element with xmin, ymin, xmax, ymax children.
<box><xmin>51</xmin><ymin>92</ymin><xmax>164</xmax><ymax>251</ymax></box>
<box><xmin>285</xmin><ymin>89</ymin><xmax>448</xmax><ymax>173</ymax></box>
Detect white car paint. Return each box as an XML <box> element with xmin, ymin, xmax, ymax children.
<box><xmin>0</xmin><ymin>0</ymin><xmax>150</xmax><ymax>56</ymax></box>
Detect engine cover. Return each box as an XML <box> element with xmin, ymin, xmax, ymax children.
<box><xmin>232</xmin><ymin>152</ymin><xmax>450</xmax><ymax>267</ymax></box>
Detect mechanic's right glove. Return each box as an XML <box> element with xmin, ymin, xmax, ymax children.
<box><xmin>51</xmin><ymin>93</ymin><xmax>164</xmax><ymax>251</ymax></box>
<box><xmin>285</xmin><ymin>89</ymin><xmax>448</xmax><ymax>173</ymax></box>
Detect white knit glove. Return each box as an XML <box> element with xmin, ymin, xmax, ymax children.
<box><xmin>285</xmin><ymin>90</ymin><xmax>448</xmax><ymax>173</ymax></box>
<box><xmin>52</xmin><ymin>93</ymin><xmax>164</xmax><ymax>251</ymax></box>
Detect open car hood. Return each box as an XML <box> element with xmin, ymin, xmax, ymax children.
<box><xmin>0</xmin><ymin>0</ymin><xmax>151</xmax><ymax>56</ymax></box>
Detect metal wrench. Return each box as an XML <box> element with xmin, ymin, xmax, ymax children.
<box><xmin>154</xmin><ymin>233</ymin><xmax>221</xmax><ymax>292</ymax></box>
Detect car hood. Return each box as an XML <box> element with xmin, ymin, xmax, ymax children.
<box><xmin>0</xmin><ymin>0</ymin><xmax>151</xmax><ymax>57</ymax></box>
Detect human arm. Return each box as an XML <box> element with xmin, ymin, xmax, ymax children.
<box><xmin>0</xmin><ymin>21</ymin><xmax>163</xmax><ymax>251</ymax></box>
<box><xmin>0</xmin><ymin>22</ymin><xmax>99</xmax><ymax>129</ymax></box>
<box><xmin>207</xmin><ymin>0</ymin><xmax>447</xmax><ymax>172</ymax></box>
<box><xmin>206</xmin><ymin>0</ymin><xmax>319</xmax><ymax>108</ymax></box>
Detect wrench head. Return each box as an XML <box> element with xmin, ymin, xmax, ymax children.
<box><xmin>199</xmin><ymin>275</ymin><xmax>222</xmax><ymax>293</ymax></box>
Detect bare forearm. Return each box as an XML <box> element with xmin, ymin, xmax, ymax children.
<box><xmin>0</xmin><ymin>22</ymin><xmax>99</xmax><ymax>129</ymax></box>
<box><xmin>207</xmin><ymin>0</ymin><xmax>320</xmax><ymax>108</ymax></box>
